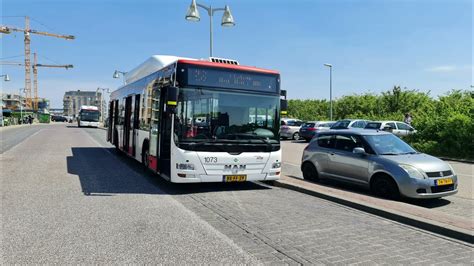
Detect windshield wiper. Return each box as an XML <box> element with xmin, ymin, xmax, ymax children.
<box><xmin>380</xmin><ymin>152</ymin><xmax>400</xmax><ymax>155</ymax></box>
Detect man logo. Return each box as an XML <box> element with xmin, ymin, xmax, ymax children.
<box><xmin>224</xmin><ymin>165</ymin><xmax>246</xmax><ymax>174</ymax></box>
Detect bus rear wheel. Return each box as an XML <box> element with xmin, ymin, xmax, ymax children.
<box><xmin>142</xmin><ymin>147</ymin><xmax>150</xmax><ymax>169</ymax></box>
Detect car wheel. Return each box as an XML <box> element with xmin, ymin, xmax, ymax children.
<box><xmin>302</xmin><ymin>162</ymin><xmax>319</xmax><ymax>181</ymax></box>
<box><xmin>371</xmin><ymin>175</ymin><xmax>400</xmax><ymax>200</ymax></box>
<box><xmin>293</xmin><ymin>132</ymin><xmax>300</xmax><ymax>140</ymax></box>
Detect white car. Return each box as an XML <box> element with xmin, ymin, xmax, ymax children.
<box><xmin>365</xmin><ymin>121</ymin><xmax>416</xmax><ymax>136</ymax></box>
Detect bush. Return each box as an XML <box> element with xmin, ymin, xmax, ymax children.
<box><xmin>287</xmin><ymin>88</ymin><xmax>474</xmax><ymax>159</ymax></box>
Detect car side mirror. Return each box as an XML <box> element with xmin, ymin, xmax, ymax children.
<box><xmin>353</xmin><ymin>147</ymin><xmax>366</xmax><ymax>155</ymax></box>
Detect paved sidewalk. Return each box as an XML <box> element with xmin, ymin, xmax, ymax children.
<box><xmin>274</xmin><ymin>174</ymin><xmax>474</xmax><ymax>243</ymax></box>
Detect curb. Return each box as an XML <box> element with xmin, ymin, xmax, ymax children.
<box><xmin>272</xmin><ymin>180</ymin><xmax>474</xmax><ymax>244</ymax></box>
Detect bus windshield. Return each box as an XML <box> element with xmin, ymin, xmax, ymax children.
<box><xmin>80</xmin><ymin>110</ymin><xmax>100</xmax><ymax>122</ymax></box>
<box><xmin>174</xmin><ymin>88</ymin><xmax>279</xmax><ymax>151</ymax></box>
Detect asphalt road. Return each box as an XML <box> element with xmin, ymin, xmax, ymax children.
<box><xmin>281</xmin><ymin>139</ymin><xmax>474</xmax><ymax>220</ymax></box>
<box><xmin>1</xmin><ymin>124</ymin><xmax>473</xmax><ymax>264</ymax></box>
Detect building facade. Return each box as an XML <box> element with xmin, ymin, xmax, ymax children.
<box><xmin>63</xmin><ymin>90</ymin><xmax>102</xmax><ymax>117</ymax></box>
<box><xmin>1</xmin><ymin>93</ymin><xmax>26</xmax><ymax>110</ymax></box>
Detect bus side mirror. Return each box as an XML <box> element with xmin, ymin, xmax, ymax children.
<box><xmin>280</xmin><ymin>99</ymin><xmax>288</xmax><ymax>116</ymax></box>
<box><xmin>280</xmin><ymin>90</ymin><xmax>287</xmax><ymax>98</ymax></box>
<box><xmin>166</xmin><ymin>86</ymin><xmax>178</xmax><ymax>114</ymax></box>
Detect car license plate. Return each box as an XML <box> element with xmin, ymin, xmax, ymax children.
<box><xmin>436</xmin><ymin>178</ymin><xmax>453</xmax><ymax>186</ymax></box>
<box><xmin>224</xmin><ymin>175</ymin><xmax>247</xmax><ymax>182</ymax></box>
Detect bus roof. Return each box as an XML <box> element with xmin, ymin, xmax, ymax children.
<box><xmin>123</xmin><ymin>55</ymin><xmax>279</xmax><ymax>85</ymax></box>
<box><xmin>177</xmin><ymin>59</ymin><xmax>279</xmax><ymax>75</ymax></box>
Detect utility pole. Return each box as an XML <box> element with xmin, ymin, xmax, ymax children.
<box><xmin>33</xmin><ymin>52</ymin><xmax>38</xmax><ymax>110</ymax></box>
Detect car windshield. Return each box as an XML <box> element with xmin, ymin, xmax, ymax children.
<box><xmin>80</xmin><ymin>110</ymin><xmax>100</xmax><ymax>122</ymax></box>
<box><xmin>174</xmin><ymin>87</ymin><xmax>280</xmax><ymax>151</ymax></box>
<box><xmin>331</xmin><ymin>120</ymin><xmax>351</xmax><ymax>129</ymax></box>
<box><xmin>363</xmin><ymin>134</ymin><xmax>417</xmax><ymax>155</ymax></box>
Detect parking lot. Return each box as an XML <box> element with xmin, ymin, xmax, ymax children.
<box><xmin>280</xmin><ymin>138</ymin><xmax>474</xmax><ymax>222</ymax></box>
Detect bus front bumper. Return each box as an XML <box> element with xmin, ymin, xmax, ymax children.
<box><xmin>171</xmin><ymin>173</ymin><xmax>280</xmax><ymax>183</ymax></box>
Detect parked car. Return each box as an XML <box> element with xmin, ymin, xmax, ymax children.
<box><xmin>299</xmin><ymin>121</ymin><xmax>335</xmax><ymax>142</ymax></box>
<box><xmin>51</xmin><ymin>115</ymin><xmax>67</xmax><ymax>122</ymax></box>
<box><xmin>330</xmin><ymin>119</ymin><xmax>369</xmax><ymax>130</ymax></box>
<box><xmin>364</xmin><ymin>121</ymin><xmax>416</xmax><ymax>137</ymax></box>
<box><xmin>301</xmin><ymin>129</ymin><xmax>458</xmax><ymax>199</ymax></box>
<box><xmin>280</xmin><ymin>119</ymin><xmax>304</xmax><ymax>140</ymax></box>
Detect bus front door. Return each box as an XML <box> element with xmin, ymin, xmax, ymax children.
<box><xmin>159</xmin><ymin>89</ymin><xmax>172</xmax><ymax>177</ymax></box>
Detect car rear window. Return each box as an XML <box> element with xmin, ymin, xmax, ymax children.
<box><xmin>331</xmin><ymin>120</ymin><xmax>351</xmax><ymax>129</ymax></box>
<box><xmin>302</xmin><ymin>123</ymin><xmax>315</xmax><ymax>128</ymax></box>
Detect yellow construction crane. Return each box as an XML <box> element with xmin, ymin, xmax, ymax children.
<box><xmin>1</xmin><ymin>52</ymin><xmax>73</xmax><ymax>110</ymax></box>
<box><xmin>1</xmin><ymin>16</ymin><xmax>74</xmax><ymax>110</ymax></box>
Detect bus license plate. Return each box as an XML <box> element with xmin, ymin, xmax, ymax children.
<box><xmin>224</xmin><ymin>175</ymin><xmax>247</xmax><ymax>182</ymax></box>
<box><xmin>436</xmin><ymin>178</ymin><xmax>453</xmax><ymax>186</ymax></box>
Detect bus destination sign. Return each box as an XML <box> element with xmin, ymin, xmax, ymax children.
<box><xmin>183</xmin><ymin>66</ymin><xmax>279</xmax><ymax>93</ymax></box>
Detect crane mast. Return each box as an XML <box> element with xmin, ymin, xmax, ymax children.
<box><xmin>1</xmin><ymin>16</ymin><xmax>75</xmax><ymax>110</ymax></box>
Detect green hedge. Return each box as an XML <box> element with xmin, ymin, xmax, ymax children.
<box><xmin>287</xmin><ymin>87</ymin><xmax>473</xmax><ymax>160</ymax></box>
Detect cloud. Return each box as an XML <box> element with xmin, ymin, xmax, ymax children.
<box><xmin>425</xmin><ymin>65</ymin><xmax>472</xmax><ymax>73</ymax></box>
<box><xmin>425</xmin><ymin>65</ymin><xmax>457</xmax><ymax>72</ymax></box>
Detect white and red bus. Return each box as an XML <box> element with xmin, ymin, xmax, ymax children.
<box><xmin>78</xmin><ymin>105</ymin><xmax>100</xmax><ymax>127</ymax></box>
<box><xmin>107</xmin><ymin>55</ymin><xmax>287</xmax><ymax>183</ymax></box>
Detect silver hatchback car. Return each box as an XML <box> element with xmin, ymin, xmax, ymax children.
<box><xmin>301</xmin><ymin>130</ymin><xmax>458</xmax><ymax>199</ymax></box>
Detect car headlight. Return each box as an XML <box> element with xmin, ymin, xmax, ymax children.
<box><xmin>399</xmin><ymin>164</ymin><xmax>425</xmax><ymax>179</ymax></box>
<box><xmin>176</xmin><ymin>163</ymin><xmax>195</xmax><ymax>170</ymax></box>
<box><xmin>272</xmin><ymin>162</ymin><xmax>281</xmax><ymax>169</ymax></box>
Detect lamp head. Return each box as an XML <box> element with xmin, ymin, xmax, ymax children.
<box><xmin>221</xmin><ymin>5</ymin><xmax>235</xmax><ymax>27</ymax></box>
<box><xmin>185</xmin><ymin>0</ymin><xmax>200</xmax><ymax>22</ymax></box>
<box><xmin>4</xmin><ymin>74</ymin><xmax>10</xmax><ymax>82</ymax></box>
<box><xmin>324</xmin><ymin>63</ymin><xmax>332</xmax><ymax>67</ymax></box>
<box><xmin>113</xmin><ymin>70</ymin><xmax>120</xmax><ymax>79</ymax></box>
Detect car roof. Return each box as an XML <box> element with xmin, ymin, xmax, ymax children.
<box><xmin>319</xmin><ymin>129</ymin><xmax>392</xmax><ymax>136</ymax></box>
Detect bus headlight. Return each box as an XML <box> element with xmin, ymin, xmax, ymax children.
<box><xmin>399</xmin><ymin>164</ymin><xmax>425</xmax><ymax>179</ymax></box>
<box><xmin>272</xmin><ymin>162</ymin><xmax>281</xmax><ymax>169</ymax></box>
<box><xmin>176</xmin><ymin>163</ymin><xmax>195</xmax><ymax>170</ymax></box>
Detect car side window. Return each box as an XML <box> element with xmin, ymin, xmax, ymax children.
<box><xmin>352</xmin><ymin>121</ymin><xmax>363</xmax><ymax>128</ymax></box>
<box><xmin>286</xmin><ymin>121</ymin><xmax>295</xmax><ymax>126</ymax></box>
<box><xmin>295</xmin><ymin>121</ymin><xmax>303</xmax><ymax>126</ymax></box>
<box><xmin>396</xmin><ymin>122</ymin><xmax>410</xmax><ymax>130</ymax></box>
<box><xmin>387</xmin><ymin>122</ymin><xmax>396</xmax><ymax>130</ymax></box>
<box><xmin>334</xmin><ymin>134</ymin><xmax>364</xmax><ymax>152</ymax></box>
<box><xmin>317</xmin><ymin>134</ymin><xmax>335</xmax><ymax>149</ymax></box>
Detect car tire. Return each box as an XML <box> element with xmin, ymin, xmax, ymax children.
<box><xmin>371</xmin><ymin>175</ymin><xmax>400</xmax><ymax>200</ymax></box>
<box><xmin>292</xmin><ymin>132</ymin><xmax>300</xmax><ymax>140</ymax></box>
<box><xmin>142</xmin><ymin>147</ymin><xmax>149</xmax><ymax>169</ymax></box>
<box><xmin>302</xmin><ymin>162</ymin><xmax>319</xmax><ymax>181</ymax></box>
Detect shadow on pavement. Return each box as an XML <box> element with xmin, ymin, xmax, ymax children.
<box><xmin>287</xmin><ymin>175</ymin><xmax>452</xmax><ymax>208</ymax></box>
<box><xmin>67</xmin><ymin>147</ymin><xmax>270</xmax><ymax>196</ymax></box>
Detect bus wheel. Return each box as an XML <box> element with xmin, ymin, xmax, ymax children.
<box><xmin>142</xmin><ymin>148</ymin><xmax>150</xmax><ymax>169</ymax></box>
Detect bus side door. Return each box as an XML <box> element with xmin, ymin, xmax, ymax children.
<box><xmin>158</xmin><ymin>88</ymin><xmax>172</xmax><ymax>176</ymax></box>
<box><xmin>132</xmin><ymin>94</ymin><xmax>140</xmax><ymax>157</ymax></box>
<box><xmin>123</xmin><ymin>96</ymin><xmax>133</xmax><ymax>155</ymax></box>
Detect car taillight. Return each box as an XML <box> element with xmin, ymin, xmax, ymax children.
<box><xmin>308</xmin><ymin>127</ymin><xmax>316</xmax><ymax>131</ymax></box>
<box><xmin>281</xmin><ymin>125</ymin><xmax>289</xmax><ymax>129</ymax></box>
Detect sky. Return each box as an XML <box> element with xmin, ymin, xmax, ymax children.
<box><xmin>1</xmin><ymin>0</ymin><xmax>472</xmax><ymax>108</ymax></box>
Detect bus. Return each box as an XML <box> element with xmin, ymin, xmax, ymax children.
<box><xmin>78</xmin><ymin>105</ymin><xmax>100</xmax><ymax>127</ymax></box>
<box><xmin>107</xmin><ymin>55</ymin><xmax>287</xmax><ymax>183</ymax></box>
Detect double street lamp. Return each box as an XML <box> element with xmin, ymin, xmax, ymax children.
<box><xmin>185</xmin><ymin>0</ymin><xmax>235</xmax><ymax>57</ymax></box>
<box><xmin>323</xmin><ymin>64</ymin><xmax>333</xmax><ymax>121</ymax></box>
<box><xmin>113</xmin><ymin>70</ymin><xmax>127</xmax><ymax>84</ymax></box>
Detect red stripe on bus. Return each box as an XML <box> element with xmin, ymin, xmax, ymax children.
<box><xmin>148</xmin><ymin>155</ymin><xmax>158</xmax><ymax>171</ymax></box>
<box><xmin>128</xmin><ymin>146</ymin><xmax>133</xmax><ymax>155</ymax></box>
<box><xmin>177</xmin><ymin>59</ymin><xmax>279</xmax><ymax>75</ymax></box>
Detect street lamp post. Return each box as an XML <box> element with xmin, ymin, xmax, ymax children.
<box><xmin>323</xmin><ymin>64</ymin><xmax>333</xmax><ymax>121</ymax></box>
<box><xmin>97</xmin><ymin>87</ymin><xmax>110</xmax><ymax>124</ymax></box>
<box><xmin>19</xmin><ymin>88</ymin><xmax>25</xmax><ymax>124</ymax></box>
<box><xmin>185</xmin><ymin>0</ymin><xmax>235</xmax><ymax>57</ymax></box>
<box><xmin>0</xmin><ymin>74</ymin><xmax>11</xmax><ymax>127</ymax></box>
